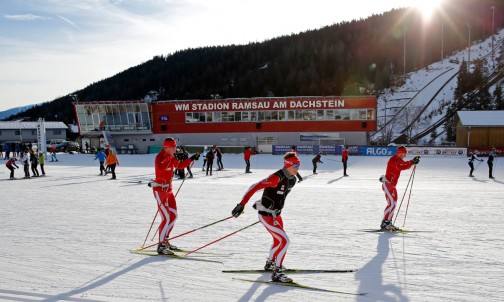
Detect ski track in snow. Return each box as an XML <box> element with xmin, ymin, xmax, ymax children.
<box><xmin>1</xmin><ymin>153</ymin><xmax>503</xmax><ymax>301</ymax></box>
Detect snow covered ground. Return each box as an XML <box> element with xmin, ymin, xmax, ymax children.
<box><xmin>1</xmin><ymin>152</ymin><xmax>503</xmax><ymax>301</ymax></box>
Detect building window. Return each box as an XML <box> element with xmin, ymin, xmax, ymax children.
<box><xmin>15</xmin><ymin>130</ymin><xmax>20</xmax><ymax>135</ymax></box>
<box><xmin>53</xmin><ymin>130</ymin><xmax>62</xmax><ymax>135</ymax></box>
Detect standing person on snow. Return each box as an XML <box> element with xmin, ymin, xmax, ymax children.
<box><xmin>379</xmin><ymin>146</ymin><xmax>419</xmax><ymax>231</ymax></box>
<box><xmin>105</xmin><ymin>149</ymin><xmax>119</xmax><ymax>179</ymax></box>
<box><xmin>5</xmin><ymin>158</ymin><xmax>19</xmax><ymax>179</ymax></box>
<box><xmin>38</xmin><ymin>152</ymin><xmax>46</xmax><ymax>176</ymax></box>
<box><xmin>487</xmin><ymin>148</ymin><xmax>496</xmax><ymax>179</ymax></box>
<box><xmin>468</xmin><ymin>150</ymin><xmax>484</xmax><ymax>177</ymax></box>
<box><xmin>20</xmin><ymin>150</ymin><xmax>30</xmax><ymax>179</ymax></box>
<box><xmin>94</xmin><ymin>149</ymin><xmax>107</xmax><ymax>175</ymax></box>
<box><xmin>342</xmin><ymin>146</ymin><xmax>349</xmax><ymax>177</ymax></box>
<box><xmin>205</xmin><ymin>148</ymin><xmax>214</xmax><ymax>176</ymax></box>
<box><xmin>29</xmin><ymin>149</ymin><xmax>40</xmax><ymax>177</ymax></box>
<box><xmin>312</xmin><ymin>152</ymin><xmax>323</xmax><ymax>174</ymax></box>
<box><xmin>244</xmin><ymin>146</ymin><xmax>256</xmax><ymax>173</ymax></box>
<box><xmin>151</xmin><ymin>137</ymin><xmax>199</xmax><ymax>255</ymax></box>
<box><xmin>231</xmin><ymin>152</ymin><xmax>301</xmax><ymax>283</ymax></box>
<box><xmin>201</xmin><ymin>146</ymin><xmax>209</xmax><ymax>171</ymax></box>
<box><xmin>49</xmin><ymin>145</ymin><xmax>58</xmax><ymax>162</ymax></box>
<box><xmin>214</xmin><ymin>145</ymin><xmax>224</xmax><ymax>170</ymax></box>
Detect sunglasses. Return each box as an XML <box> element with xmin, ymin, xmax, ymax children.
<box><xmin>292</xmin><ymin>164</ymin><xmax>300</xmax><ymax>168</ymax></box>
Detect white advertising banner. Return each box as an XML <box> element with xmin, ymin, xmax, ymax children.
<box><xmin>408</xmin><ymin>147</ymin><xmax>467</xmax><ymax>156</ymax></box>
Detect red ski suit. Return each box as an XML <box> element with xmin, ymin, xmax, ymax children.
<box><xmin>153</xmin><ymin>150</ymin><xmax>192</xmax><ymax>243</ymax></box>
<box><xmin>382</xmin><ymin>155</ymin><xmax>414</xmax><ymax>221</ymax></box>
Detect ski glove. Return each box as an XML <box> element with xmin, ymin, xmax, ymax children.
<box><xmin>412</xmin><ymin>156</ymin><xmax>420</xmax><ymax>164</ymax></box>
<box><xmin>232</xmin><ymin>204</ymin><xmax>244</xmax><ymax>218</ymax></box>
<box><xmin>190</xmin><ymin>153</ymin><xmax>200</xmax><ymax>161</ymax></box>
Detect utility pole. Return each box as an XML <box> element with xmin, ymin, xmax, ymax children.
<box><xmin>441</xmin><ymin>15</ymin><xmax>444</xmax><ymax>62</ymax></box>
<box><xmin>467</xmin><ymin>23</ymin><xmax>471</xmax><ymax>65</ymax></box>
<box><xmin>403</xmin><ymin>26</ymin><xmax>407</xmax><ymax>76</ymax></box>
<box><xmin>491</xmin><ymin>6</ymin><xmax>496</xmax><ymax>67</ymax></box>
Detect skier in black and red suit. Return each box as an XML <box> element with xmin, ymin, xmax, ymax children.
<box><xmin>231</xmin><ymin>152</ymin><xmax>300</xmax><ymax>283</ymax></box>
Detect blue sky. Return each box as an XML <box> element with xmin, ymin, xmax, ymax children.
<box><xmin>0</xmin><ymin>0</ymin><xmax>426</xmax><ymax>112</ymax></box>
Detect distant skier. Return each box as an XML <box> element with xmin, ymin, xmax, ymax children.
<box><xmin>151</xmin><ymin>138</ymin><xmax>199</xmax><ymax>255</ymax></box>
<box><xmin>488</xmin><ymin>148</ymin><xmax>496</xmax><ymax>179</ymax></box>
<box><xmin>5</xmin><ymin>157</ymin><xmax>19</xmax><ymax>179</ymax></box>
<box><xmin>468</xmin><ymin>150</ymin><xmax>483</xmax><ymax>177</ymax></box>
<box><xmin>379</xmin><ymin>146</ymin><xmax>419</xmax><ymax>231</ymax></box>
<box><xmin>342</xmin><ymin>146</ymin><xmax>349</xmax><ymax>177</ymax></box>
<box><xmin>214</xmin><ymin>145</ymin><xmax>224</xmax><ymax>170</ymax></box>
<box><xmin>202</xmin><ymin>146</ymin><xmax>209</xmax><ymax>171</ymax></box>
<box><xmin>244</xmin><ymin>146</ymin><xmax>256</xmax><ymax>173</ymax></box>
<box><xmin>231</xmin><ymin>152</ymin><xmax>301</xmax><ymax>283</ymax></box>
<box><xmin>94</xmin><ymin>149</ymin><xmax>107</xmax><ymax>175</ymax></box>
<box><xmin>312</xmin><ymin>152</ymin><xmax>323</xmax><ymax>174</ymax></box>
<box><xmin>106</xmin><ymin>149</ymin><xmax>119</xmax><ymax>180</ymax></box>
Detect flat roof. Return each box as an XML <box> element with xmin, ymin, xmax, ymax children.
<box><xmin>0</xmin><ymin>121</ymin><xmax>68</xmax><ymax>130</ymax></box>
<box><xmin>457</xmin><ymin>111</ymin><xmax>504</xmax><ymax>127</ymax></box>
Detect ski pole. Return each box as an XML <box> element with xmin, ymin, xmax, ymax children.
<box><xmin>141</xmin><ymin>210</ymin><xmax>159</xmax><ymax>248</ymax></box>
<box><xmin>184</xmin><ymin>221</ymin><xmax>260</xmax><ymax>257</ymax></box>
<box><xmin>393</xmin><ymin>165</ymin><xmax>416</xmax><ymax>226</ymax></box>
<box><xmin>137</xmin><ymin>215</ymin><xmax>234</xmax><ymax>251</ymax></box>
<box><xmin>402</xmin><ymin>166</ymin><xmax>416</xmax><ymax>227</ymax></box>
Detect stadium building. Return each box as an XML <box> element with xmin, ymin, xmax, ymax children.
<box><xmin>74</xmin><ymin>96</ymin><xmax>377</xmax><ymax>153</ymax></box>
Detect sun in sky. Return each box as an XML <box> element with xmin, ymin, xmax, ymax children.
<box><xmin>412</xmin><ymin>0</ymin><xmax>444</xmax><ymax>20</ymax></box>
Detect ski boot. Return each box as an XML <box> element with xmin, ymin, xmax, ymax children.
<box><xmin>264</xmin><ymin>259</ymin><xmax>275</xmax><ymax>271</ymax></box>
<box><xmin>271</xmin><ymin>268</ymin><xmax>293</xmax><ymax>283</ymax></box>
<box><xmin>157</xmin><ymin>244</ymin><xmax>174</xmax><ymax>255</ymax></box>
<box><xmin>380</xmin><ymin>219</ymin><xmax>400</xmax><ymax>231</ymax></box>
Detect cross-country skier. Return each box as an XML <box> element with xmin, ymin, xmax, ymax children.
<box><xmin>379</xmin><ymin>146</ymin><xmax>419</xmax><ymax>231</ymax></box>
<box><xmin>152</xmin><ymin>137</ymin><xmax>200</xmax><ymax>255</ymax></box>
<box><xmin>342</xmin><ymin>146</ymin><xmax>349</xmax><ymax>177</ymax></box>
<box><xmin>312</xmin><ymin>152</ymin><xmax>323</xmax><ymax>174</ymax></box>
<box><xmin>468</xmin><ymin>150</ymin><xmax>483</xmax><ymax>177</ymax></box>
<box><xmin>231</xmin><ymin>152</ymin><xmax>300</xmax><ymax>283</ymax></box>
<box><xmin>243</xmin><ymin>146</ymin><xmax>256</xmax><ymax>173</ymax></box>
<box><xmin>5</xmin><ymin>157</ymin><xmax>19</xmax><ymax>179</ymax></box>
<box><xmin>488</xmin><ymin>148</ymin><xmax>496</xmax><ymax>179</ymax></box>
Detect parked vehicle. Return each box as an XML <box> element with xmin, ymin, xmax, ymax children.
<box><xmin>46</xmin><ymin>139</ymin><xmax>66</xmax><ymax>151</ymax></box>
<box><xmin>55</xmin><ymin>141</ymin><xmax>80</xmax><ymax>153</ymax></box>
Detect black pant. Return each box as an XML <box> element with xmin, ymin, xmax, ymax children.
<box><xmin>245</xmin><ymin>160</ymin><xmax>250</xmax><ymax>172</ymax></box>
<box><xmin>40</xmin><ymin>164</ymin><xmax>45</xmax><ymax>175</ymax></box>
<box><xmin>99</xmin><ymin>161</ymin><xmax>105</xmax><ymax>174</ymax></box>
<box><xmin>343</xmin><ymin>161</ymin><xmax>348</xmax><ymax>176</ymax></box>
<box><xmin>31</xmin><ymin>164</ymin><xmax>39</xmax><ymax>176</ymax></box>
<box><xmin>217</xmin><ymin>158</ymin><xmax>223</xmax><ymax>170</ymax></box>
<box><xmin>468</xmin><ymin>162</ymin><xmax>474</xmax><ymax>175</ymax></box>
<box><xmin>206</xmin><ymin>162</ymin><xmax>213</xmax><ymax>175</ymax></box>
<box><xmin>109</xmin><ymin>164</ymin><xmax>116</xmax><ymax>179</ymax></box>
<box><xmin>488</xmin><ymin>162</ymin><xmax>493</xmax><ymax>178</ymax></box>
<box><xmin>7</xmin><ymin>166</ymin><xmax>15</xmax><ymax>178</ymax></box>
<box><xmin>24</xmin><ymin>164</ymin><xmax>30</xmax><ymax>177</ymax></box>
<box><xmin>312</xmin><ymin>161</ymin><xmax>317</xmax><ymax>173</ymax></box>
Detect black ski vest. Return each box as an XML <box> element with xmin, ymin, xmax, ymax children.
<box><xmin>256</xmin><ymin>169</ymin><xmax>297</xmax><ymax>216</ymax></box>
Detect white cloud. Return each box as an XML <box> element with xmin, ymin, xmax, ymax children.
<box><xmin>4</xmin><ymin>14</ymin><xmax>50</xmax><ymax>21</ymax></box>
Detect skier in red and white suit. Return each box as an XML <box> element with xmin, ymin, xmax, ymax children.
<box><xmin>380</xmin><ymin>146</ymin><xmax>419</xmax><ymax>230</ymax></box>
<box><xmin>152</xmin><ymin>137</ymin><xmax>199</xmax><ymax>255</ymax></box>
<box><xmin>231</xmin><ymin>152</ymin><xmax>300</xmax><ymax>283</ymax></box>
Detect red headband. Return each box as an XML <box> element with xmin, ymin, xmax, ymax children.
<box><xmin>284</xmin><ymin>156</ymin><xmax>301</xmax><ymax>168</ymax></box>
<box><xmin>163</xmin><ymin>140</ymin><xmax>177</xmax><ymax>148</ymax></box>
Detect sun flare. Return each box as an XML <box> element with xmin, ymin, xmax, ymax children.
<box><xmin>413</xmin><ymin>0</ymin><xmax>443</xmax><ymax>20</ymax></box>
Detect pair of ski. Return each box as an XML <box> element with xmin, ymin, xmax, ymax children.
<box><xmin>226</xmin><ymin>269</ymin><xmax>365</xmax><ymax>296</ymax></box>
<box><xmin>361</xmin><ymin>228</ymin><xmax>433</xmax><ymax>234</ymax></box>
<box><xmin>131</xmin><ymin>248</ymin><xmax>224</xmax><ymax>264</ymax></box>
